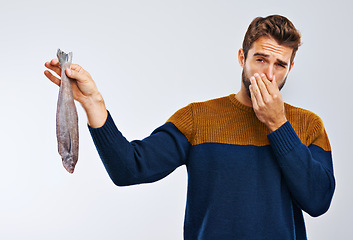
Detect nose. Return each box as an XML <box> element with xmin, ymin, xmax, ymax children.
<box><xmin>264</xmin><ymin>65</ymin><xmax>274</xmax><ymax>82</ymax></box>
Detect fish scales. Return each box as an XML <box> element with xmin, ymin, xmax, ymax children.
<box><xmin>56</xmin><ymin>49</ymin><xmax>79</xmax><ymax>174</ymax></box>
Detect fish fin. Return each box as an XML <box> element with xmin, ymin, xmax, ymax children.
<box><xmin>57</xmin><ymin>49</ymin><xmax>73</xmax><ymax>66</ymax></box>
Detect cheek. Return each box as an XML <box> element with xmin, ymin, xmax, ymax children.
<box><xmin>276</xmin><ymin>69</ymin><xmax>289</xmax><ymax>80</ymax></box>
<box><xmin>248</xmin><ymin>61</ymin><xmax>271</xmax><ymax>75</ymax></box>
<box><xmin>245</xmin><ymin>61</ymin><xmax>259</xmax><ymax>75</ymax></box>
<box><xmin>274</xmin><ymin>72</ymin><xmax>289</xmax><ymax>87</ymax></box>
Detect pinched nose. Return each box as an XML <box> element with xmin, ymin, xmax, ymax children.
<box><xmin>260</xmin><ymin>72</ymin><xmax>276</xmax><ymax>83</ymax></box>
<box><xmin>262</xmin><ymin>65</ymin><xmax>275</xmax><ymax>82</ymax></box>
<box><xmin>266</xmin><ymin>72</ymin><xmax>274</xmax><ymax>82</ymax></box>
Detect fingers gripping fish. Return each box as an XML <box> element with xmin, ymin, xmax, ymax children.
<box><xmin>56</xmin><ymin>49</ymin><xmax>79</xmax><ymax>173</ymax></box>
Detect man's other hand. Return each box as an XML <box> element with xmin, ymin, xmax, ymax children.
<box><xmin>249</xmin><ymin>73</ymin><xmax>287</xmax><ymax>132</ymax></box>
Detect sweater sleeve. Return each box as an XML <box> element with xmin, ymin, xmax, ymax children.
<box><xmin>267</xmin><ymin>120</ymin><xmax>335</xmax><ymax>217</ymax></box>
<box><xmin>88</xmin><ymin>111</ymin><xmax>191</xmax><ymax>186</ymax></box>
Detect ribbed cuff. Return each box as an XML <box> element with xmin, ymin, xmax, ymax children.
<box><xmin>267</xmin><ymin>121</ymin><xmax>302</xmax><ymax>157</ymax></box>
<box><xmin>88</xmin><ymin>111</ymin><xmax>122</xmax><ymax>147</ymax></box>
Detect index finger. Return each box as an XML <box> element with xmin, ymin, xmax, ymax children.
<box><xmin>255</xmin><ymin>73</ymin><xmax>270</xmax><ymax>99</ymax></box>
<box><xmin>261</xmin><ymin>74</ymin><xmax>278</xmax><ymax>95</ymax></box>
<box><xmin>44</xmin><ymin>58</ymin><xmax>61</xmax><ymax>76</ymax></box>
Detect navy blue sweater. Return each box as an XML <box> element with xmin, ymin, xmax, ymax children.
<box><xmin>89</xmin><ymin>94</ymin><xmax>335</xmax><ymax>239</ymax></box>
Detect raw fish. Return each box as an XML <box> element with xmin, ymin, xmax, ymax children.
<box><xmin>56</xmin><ymin>49</ymin><xmax>79</xmax><ymax>173</ymax></box>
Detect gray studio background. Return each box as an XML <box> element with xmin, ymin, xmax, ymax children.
<box><xmin>0</xmin><ymin>0</ymin><xmax>351</xmax><ymax>239</ymax></box>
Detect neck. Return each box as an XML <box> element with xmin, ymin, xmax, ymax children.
<box><xmin>236</xmin><ymin>85</ymin><xmax>253</xmax><ymax>107</ymax></box>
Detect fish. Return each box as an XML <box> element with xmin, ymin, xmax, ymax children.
<box><xmin>56</xmin><ymin>49</ymin><xmax>79</xmax><ymax>174</ymax></box>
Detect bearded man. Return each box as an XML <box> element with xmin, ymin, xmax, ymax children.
<box><xmin>45</xmin><ymin>14</ymin><xmax>335</xmax><ymax>240</ymax></box>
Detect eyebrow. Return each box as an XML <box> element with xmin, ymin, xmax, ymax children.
<box><xmin>253</xmin><ymin>53</ymin><xmax>288</xmax><ymax>66</ymax></box>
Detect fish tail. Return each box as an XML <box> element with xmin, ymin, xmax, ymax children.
<box><xmin>57</xmin><ymin>49</ymin><xmax>73</xmax><ymax>66</ymax></box>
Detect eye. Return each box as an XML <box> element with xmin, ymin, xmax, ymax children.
<box><xmin>276</xmin><ymin>63</ymin><xmax>286</xmax><ymax>68</ymax></box>
<box><xmin>256</xmin><ymin>58</ymin><xmax>264</xmax><ymax>63</ymax></box>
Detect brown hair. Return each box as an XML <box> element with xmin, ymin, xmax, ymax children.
<box><xmin>242</xmin><ymin>15</ymin><xmax>301</xmax><ymax>64</ymax></box>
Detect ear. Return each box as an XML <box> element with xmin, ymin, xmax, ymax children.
<box><xmin>288</xmin><ymin>61</ymin><xmax>295</xmax><ymax>74</ymax></box>
<box><xmin>238</xmin><ymin>49</ymin><xmax>245</xmax><ymax>68</ymax></box>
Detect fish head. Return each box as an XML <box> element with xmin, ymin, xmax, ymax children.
<box><xmin>62</xmin><ymin>156</ymin><xmax>76</xmax><ymax>174</ymax></box>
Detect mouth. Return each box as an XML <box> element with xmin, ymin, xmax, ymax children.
<box><xmin>62</xmin><ymin>158</ymin><xmax>75</xmax><ymax>174</ymax></box>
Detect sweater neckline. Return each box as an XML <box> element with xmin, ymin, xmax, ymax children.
<box><xmin>228</xmin><ymin>94</ymin><xmax>254</xmax><ymax>113</ymax></box>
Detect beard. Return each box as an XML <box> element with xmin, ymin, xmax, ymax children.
<box><xmin>242</xmin><ymin>68</ymin><xmax>287</xmax><ymax>99</ymax></box>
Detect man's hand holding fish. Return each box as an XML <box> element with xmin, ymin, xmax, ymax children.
<box><xmin>44</xmin><ymin>59</ymin><xmax>108</xmax><ymax>128</ymax></box>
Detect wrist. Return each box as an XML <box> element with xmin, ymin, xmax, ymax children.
<box><xmin>81</xmin><ymin>92</ymin><xmax>104</xmax><ymax>110</ymax></box>
<box><xmin>267</xmin><ymin>118</ymin><xmax>288</xmax><ymax>132</ymax></box>
<box><xmin>81</xmin><ymin>92</ymin><xmax>108</xmax><ymax>128</ymax></box>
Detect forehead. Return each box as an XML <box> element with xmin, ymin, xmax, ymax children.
<box><xmin>249</xmin><ymin>36</ymin><xmax>293</xmax><ymax>62</ymax></box>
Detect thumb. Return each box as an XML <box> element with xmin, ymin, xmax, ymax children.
<box><xmin>272</xmin><ymin>75</ymin><xmax>277</xmax><ymax>86</ymax></box>
<box><xmin>65</xmin><ymin>68</ymin><xmax>73</xmax><ymax>77</ymax></box>
<box><xmin>65</xmin><ymin>64</ymin><xmax>85</xmax><ymax>81</ymax></box>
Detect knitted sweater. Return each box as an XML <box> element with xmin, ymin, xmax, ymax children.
<box><xmin>88</xmin><ymin>94</ymin><xmax>335</xmax><ymax>240</ymax></box>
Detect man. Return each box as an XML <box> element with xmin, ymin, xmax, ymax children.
<box><xmin>45</xmin><ymin>15</ymin><xmax>335</xmax><ymax>239</ymax></box>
